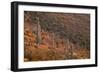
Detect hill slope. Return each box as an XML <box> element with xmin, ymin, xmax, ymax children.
<box><xmin>24</xmin><ymin>11</ymin><xmax>90</xmax><ymax>61</ymax></box>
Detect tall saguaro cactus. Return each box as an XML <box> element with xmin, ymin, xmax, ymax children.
<box><xmin>36</xmin><ymin>17</ymin><xmax>41</xmax><ymax>47</ymax></box>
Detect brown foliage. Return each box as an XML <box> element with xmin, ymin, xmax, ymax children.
<box><xmin>24</xmin><ymin>11</ymin><xmax>90</xmax><ymax>62</ymax></box>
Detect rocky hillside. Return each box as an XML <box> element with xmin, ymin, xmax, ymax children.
<box><xmin>24</xmin><ymin>11</ymin><xmax>90</xmax><ymax>62</ymax></box>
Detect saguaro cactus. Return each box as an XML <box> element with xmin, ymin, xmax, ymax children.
<box><xmin>36</xmin><ymin>17</ymin><xmax>41</xmax><ymax>46</ymax></box>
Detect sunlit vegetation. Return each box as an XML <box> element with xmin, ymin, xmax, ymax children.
<box><xmin>24</xmin><ymin>11</ymin><xmax>90</xmax><ymax>62</ymax></box>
